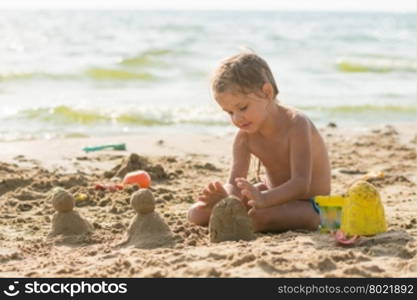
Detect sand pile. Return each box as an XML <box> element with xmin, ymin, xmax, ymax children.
<box><xmin>104</xmin><ymin>153</ymin><xmax>168</xmax><ymax>180</ymax></box>
<box><xmin>48</xmin><ymin>188</ymin><xmax>94</xmax><ymax>238</ymax></box>
<box><xmin>120</xmin><ymin>189</ymin><xmax>174</xmax><ymax>249</ymax></box>
<box><xmin>209</xmin><ymin>196</ymin><xmax>255</xmax><ymax>243</ymax></box>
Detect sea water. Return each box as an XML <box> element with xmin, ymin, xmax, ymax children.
<box><xmin>0</xmin><ymin>10</ymin><xmax>415</xmax><ymax>141</ymax></box>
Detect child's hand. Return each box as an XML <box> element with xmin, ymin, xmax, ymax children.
<box><xmin>235</xmin><ymin>177</ymin><xmax>266</xmax><ymax>215</ymax></box>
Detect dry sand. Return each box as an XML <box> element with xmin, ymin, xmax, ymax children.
<box><xmin>0</xmin><ymin>123</ymin><xmax>416</xmax><ymax>277</ymax></box>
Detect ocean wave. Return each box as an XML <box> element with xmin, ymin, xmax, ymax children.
<box><xmin>336</xmin><ymin>56</ymin><xmax>417</xmax><ymax>73</ymax></box>
<box><xmin>14</xmin><ymin>105</ymin><xmax>228</xmax><ymax>126</ymax></box>
<box><xmin>119</xmin><ymin>49</ymin><xmax>173</xmax><ymax>67</ymax></box>
<box><xmin>85</xmin><ymin>68</ymin><xmax>156</xmax><ymax>80</ymax></box>
<box><xmin>22</xmin><ymin>106</ymin><xmax>110</xmax><ymax>124</ymax></box>
<box><xmin>0</xmin><ymin>131</ymin><xmax>90</xmax><ymax>142</ymax></box>
<box><xmin>0</xmin><ymin>67</ymin><xmax>158</xmax><ymax>83</ymax></box>
<box><xmin>19</xmin><ymin>106</ymin><xmax>167</xmax><ymax>125</ymax></box>
<box><xmin>2</xmin><ymin>103</ymin><xmax>415</xmax><ymax>142</ymax></box>
<box><xmin>0</xmin><ymin>71</ymin><xmax>76</xmax><ymax>81</ymax></box>
<box><xmin>10</xmin><ymin>104</ymin><xmax>416</xmax><ymax>129</ymax></box>
<box><xmin>299</xmin><ymin>104</ymin><xmax>417</xmax><ymax>113</ymax></box>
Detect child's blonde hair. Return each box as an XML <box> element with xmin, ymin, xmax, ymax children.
<box><xmin>211</xmin><ymin>52</ymin><xmax>279</xmax><ymax>98</ymax></box>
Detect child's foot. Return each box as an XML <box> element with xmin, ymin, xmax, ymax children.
<box><xmin>197</xmin><ymin>181</ymin><xmax>228</xmax><ymax>207</ymax></box>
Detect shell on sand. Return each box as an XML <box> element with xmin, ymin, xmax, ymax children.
<box><xmin>120</xmin><ymin>212</ymin><xmax>174</xmax><ymax>249</ymax></box>
<box><xmin>209</xmin><ymin>196</ymin><xmax>255</xmax><ymax>243</ymax></box>
<box><xmin>48</xmin><ymin>211</ymin><xmax>94</xmax><ymax>238</ymax></box>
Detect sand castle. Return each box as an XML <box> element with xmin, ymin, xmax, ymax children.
<box><xmin>209</xmin><ymin>196</ymin><xmax>255</xmax><ymax>243</ymax></box>
<box><xmin>120</xmin><ymin>189</ymin><xmax>174</xmax><ymax>249</ymax></box>
<box><xmin>48</xmin><ymin>188</ymin><xmax>94</xmax><ymax>238</ymax></box>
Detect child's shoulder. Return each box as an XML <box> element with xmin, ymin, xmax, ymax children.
<box><xmin>282</xmin><ymin>105</ymin><xmax>312</xmax><ymax>131</ymax></box>
<box><xmin>233</xmin><ymin>129</ymin><xmax>249</xmax><ymax>144</ymax></box>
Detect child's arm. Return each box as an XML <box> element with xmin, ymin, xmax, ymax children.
<box><xmin>225</xmin><ymin>131</ymin><xmax>251</xmax><ymax>199</ymax></box>
<box><xmin>262</xmin><ymin>116</ymin><xmax>312</xmax><ymax>206</ymax></box>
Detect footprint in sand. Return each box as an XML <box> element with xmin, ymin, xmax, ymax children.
<box><xmin>209</xmin><ymin>196</ymin><xmax>255</xmax><ymax>243</ymax></box>
<box><xmin>48</xmin><ymin>188</ymin><xmax>94</xmax><ymax>238</ymax></box>
<box><xmin>119</xmin><ymin>189</ymin><xmax>174</xmax><ymax>249</ymax></box>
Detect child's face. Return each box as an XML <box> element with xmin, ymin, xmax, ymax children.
<box><xmin>214</xmin><ymin>90</ymin><xmax>271</xmax><ymax>133</ymax></box>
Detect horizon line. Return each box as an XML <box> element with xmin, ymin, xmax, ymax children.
<box><xmin>0</xmin><ymin>7</ymin><xmax>415</xmax><ymax>12</ymax></box>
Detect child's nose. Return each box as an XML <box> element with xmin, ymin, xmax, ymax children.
<box><xmin>232</xmin><ymin>115</ymin><xmax>243</xmax><ymax>125</ymax></box>
<box><xmin>233</xmin><ymin>112</ymin><xmax>245</xmax><ymax>123</ymax></box>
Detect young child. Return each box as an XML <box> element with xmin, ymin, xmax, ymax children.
<box><xmin>187</xmin><ymin>52</ymin><xmax>331</xmax><ymax>232</ymax></box>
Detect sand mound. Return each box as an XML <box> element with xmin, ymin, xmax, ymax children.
<box><xmin>112</xmin><ymin>153</ymin><xmax>148</xmax><ymax>178</ymax></box>
<box><xmin>209</xmin><ymin>196</ymin><xmax>255</xmax><ymax>243</ymax></box>
<box><xmin>121</xmin><ymin>212</ymin><xmax>175</xmax><ymax>249</ymax></box>
<box><xmin>48</xmin><ymin>188</ymin><xmax>93</xmax><ymax>238</ymax></box>
<box><xmin>0</xmin><ymin>177</ymin><xmax>31</xmax><ymax>197</ymax></box>
<box><xmin>104</xmin><ymin>153</ymin><xmax>168</xmax><ymax>180</ymax></box>
<box><xmin>49</xmin><ymin>211</ymin><xmax>94</xmax><ymax>237</ymax></box>
<box><xmin>120</xmin><ymin>189</ymin><xmax>174</xmax><ymax>249</ymax></box>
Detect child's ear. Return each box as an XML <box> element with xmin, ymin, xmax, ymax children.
<box><xmin>262</xmin><ymin>83</ymin><xmax>274</xmax><ymax>100</ymax></box>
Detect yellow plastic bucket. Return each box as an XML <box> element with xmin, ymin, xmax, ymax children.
<box><xmin>314</xmin><ymin>195</ymin><xmax>345</xmax><ymax>233</ymax></box>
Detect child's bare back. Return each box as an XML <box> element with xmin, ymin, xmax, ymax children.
<box><xmin>187</xmin><ymin>52</ymin><xmax>331</xmax><ymax>233</ymax></box>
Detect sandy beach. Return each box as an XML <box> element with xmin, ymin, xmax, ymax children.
<box><xmin>0</xmin><ymin>123</ymin><xmax>416</xmax><ymax>278</ymax></box>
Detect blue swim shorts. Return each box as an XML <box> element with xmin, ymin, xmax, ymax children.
<box><xmin>309</xmin><ymin>197</ymin><xmax>320</xmax><ymax>214</ymax></box>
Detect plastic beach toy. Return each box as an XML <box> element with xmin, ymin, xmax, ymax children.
<box><xmin>95</xmin><ymin>183</ymin><xmax>124</xmax><ymax>192</ymax></box>
<box><xmin>340</xmin><ymin>180</ymin><xmax>387</xmax><ymax>237</ymax></box>
<box><xmin>314</xmin><ymin>180</ymin><xmax>387</xmax><ymax>245</ymax></box>
<box><xmin>82</xmin><ymin>143</ymin><xmax>126</xmax><ymax>153</ymax></box>
<box><xmin>123</xmin><ymin>170</ymin><xmax>151</xmax><ymax>188</ymax></box>
<box><xmin>314</xmin><ymin>195</ymin><xmax>344</xmax><ymax>233</ymax></box>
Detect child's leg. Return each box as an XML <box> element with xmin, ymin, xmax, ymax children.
<box><xmin>188</xmin><ymin>182</ymin><xmax>268</xmax><ymax>226</ymax></box>
<box><xmin>250</xmin><ymin>199</ymin><xmax>320</xmax><ymax>232</ymax></box>
<box><xmin>187</xmin><ymin>201</ymin><xmax>212</xmax><ymax>226</ymax></box>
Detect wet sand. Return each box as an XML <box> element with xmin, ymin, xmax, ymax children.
<box><xmin>0</xmin><ymin>123</ymin><xmax>416</xmax><ymax>277</ymax></box>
